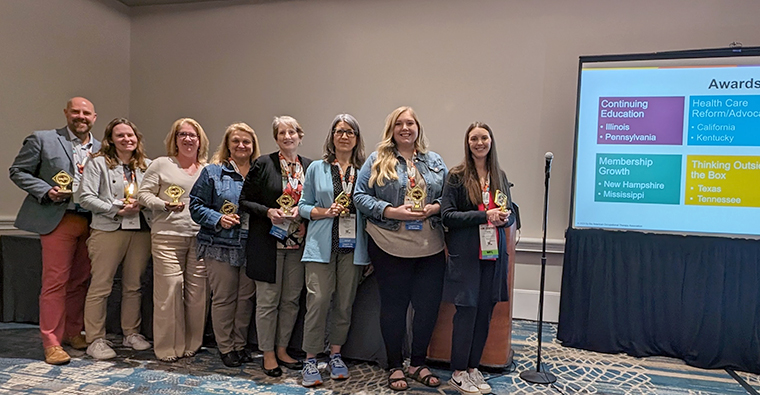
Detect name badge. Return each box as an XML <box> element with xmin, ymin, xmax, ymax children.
<box><xmin>405</xmin><ymin>220</ymin><xmax>423</xmax><ymax>231</ymax></box>
<box><xmin>240</xmin><ymin>212</ymin><xmax>250</xmax><ymax>231</ymax></box>
<box><xmin>269</xmin><ymin>219</ymin><xmax>292</xmax><ymax>240</ymax></box>
<box><xmin>72</xmin><ymin>180</ymin><xmax>81</xmax><ymax>203</ymax></box>
<box><xmin>479</xmin><ymin>223</ymin><xmax>498</xmax><ymax>260</ymax></box>
<box><xmin>338</xmin><ymin>214</ymin><xmax>356</xmax><ymax>249</ymax></box>
<box><xmin>122</xmin><ymin>214</ymin><xmax>141</xmax><ymax>230</ymax></box>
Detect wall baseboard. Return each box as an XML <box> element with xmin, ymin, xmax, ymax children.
<box><xmin>512</xmin><ymin>289</ymin><xmax>560</xmax><ymax>323</ymax></box>
<box><xmin>515</xmin><ymin>236</ymin><xmax>565</xmax><ymax>254</ymax></box>
<box><xmin>0</xmin><ymin>216</ymin><xmax>16</xmax><ymax>231</ymax></box>
<box><xmin>0</xmin><ymin>216</ymin><xmax>32</xmax><ymax>235</ymax></box>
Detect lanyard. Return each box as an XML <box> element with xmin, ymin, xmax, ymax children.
<box><xmin>332</xmin><ymin>160</ymin><xmax>355</xmax><ymax>196</ymax></box>
<box><xmin>123</xmin><ymin>165</ymin><xmax>136</xmax><ymax>185</ymax></box>
<box><xmin>229</xmin><ymin>160</ymin><xmax>241</xmax><ymax>176</ymax></box>
<box><xmin>278</xmin><ymin>152</ymin><xmax>303</xmax><ymax>200</ymax></box>
<box><xmin>405</xmin><ymin>151</ymin><xmax>418</xmax><ymax>188</ymax></box>
<box><xmin>72</xmin><ymin>139</ymin><xmax>92</xmax><ymax>175</ymax></box>
<box><xmin>481</xmin><ymin>173</ymin><xmax>490</xmax><ymax>206</ymax></box>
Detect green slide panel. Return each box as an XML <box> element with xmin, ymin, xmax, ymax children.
<box><xmin>594</xmin><ymin>153</ymin><xmax>682</xmax><ymax>204</ymax></box>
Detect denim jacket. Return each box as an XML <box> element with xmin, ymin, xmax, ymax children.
<box><xmin>354</xmin><ymin>150</ymin><xmax>447</xmax><ymax>231</ymax></box>
<box><xmin>189</xmin><ymin>162</ymin><xmax>248</xmax><ymax>248</ymax></box>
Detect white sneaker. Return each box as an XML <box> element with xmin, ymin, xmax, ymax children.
<box><xmin>449</xmin><ymin>370</ymin><xmax>480</xmax><ymax>394</ymax></box>
<box><xmin>123</xmin><ymin>333</ymin><xmax>151</xmax><ymax>351</ymax></box>
<box><xmin>468</xmin><ymin>368</ymin><xmax>492</xmax><ymax>394</ymax></box>
<box><xmin>86</xmin><ymin>338</ymin><xmax>116</xmax><ymax>360</ymax></box>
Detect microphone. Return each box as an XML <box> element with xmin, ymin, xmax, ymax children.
<box><xmin>545</xmin><ymin>152</ymin><xmax>553</xmax><ymax>173</ymax></box>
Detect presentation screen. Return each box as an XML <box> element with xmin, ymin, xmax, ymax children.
<box><xmin>570</xmin><ymin>48</ymin><xmax>760</xmax><ymax>237</ymax></box>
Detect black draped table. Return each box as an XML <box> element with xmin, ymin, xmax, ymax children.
<box><xmin>558</xmin><ymin>228</ymin><xmax>760</xmax><ymax>373</ymax></box>
<box><xmin>0</xmin><ymin>234</ymin><xmax>153</xmax><ymax>336</ymax></box>
<box><xmin>1</xmin><ymin>234</ymin><xmax>388</xmax><ymax>363</ymax></box>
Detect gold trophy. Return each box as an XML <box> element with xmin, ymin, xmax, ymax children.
<box><xmin>276</xmin><ymin>194</ymin><xmax>295</xmax><ymax>216</ymax></box>
<box><xmin>124</xmin><ymin>182</ymin><xmax>137</xmax><ymax>204</ymax></box>
<box><xmin>164</xmin><ymin>184</ymin><xmax>185</xmax><ymax>207</ymax></box>
<box><xmin>335</xmin><ymin>191</ymin><xmax>350</xmax><ymax>216</ymax></box>
<box><xmin>52</xmin><ymin>170</ymin><xmax>73</xmax><ymax>193</ymax></box>
<box><xmin>220</xmin><ymin>200</ymin><xmax>238</xmax><ymax>215</ymax></box>
<box><xmin>407</xmin><ymin>185</ymin><xmax>426</xmax><ymax>212</ymax></box>
<box><xmin>494</xmin><ymin>189</ymin><xmax>509</xmax><ymax>212</ymax></box>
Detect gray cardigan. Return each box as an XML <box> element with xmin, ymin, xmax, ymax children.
<box><xmin>78</xmin><ymin>155</ymin><xmax>152</xmax><ymax>231</ymax></box>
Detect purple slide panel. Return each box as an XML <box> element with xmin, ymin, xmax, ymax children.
<box><xmin>597</xmin><ymin>96</ymin><xmax>684</xmax><ymax>145</ymax></box>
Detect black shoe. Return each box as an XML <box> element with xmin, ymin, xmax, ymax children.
<box><xmin>263</xmin><ymin>365</ymin><xmax>283</xmax><ymax>377</ymax></box>
<box><xmin>236</xmin><ymin>349</ymin><xmax>253</xmax><ymax>363</ymax></box>
<box><xmin>220</xmin><ymin>351</ymin><xmax>241</xmax><ymax>367</ymax></box>
<box><xmin>278</xmin><ymin>358</ymin><xmax>303</xmax><ymax>370</ymax></box>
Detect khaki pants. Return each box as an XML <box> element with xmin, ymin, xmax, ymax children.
<box><xmin>151</xmin><ymin>234</ymin><xmax>208</xmax><ymax>360</ymax></box>
<box><xmin>84</xmin><ymin>229</ymin><xmax>151</xmax><ymax>343</ymax></box>
<box><xmin>302</xmin><ymin>251</ymin><xmax>362</xmax><ymax>355</ymax></box>
<box><xmin>207</xmin><ymin>258</ymin><xmax>255</xmax><ymax>354</ymax></box>
<box><xmin>255</xmin><ymin>248</ymin><xmax>304</xmax><ymax>352</ymax></box>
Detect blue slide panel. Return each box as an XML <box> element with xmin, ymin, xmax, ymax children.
<box><xmin>688</xmin><ymin>95</ymin><xmax>760</xmax><ymax>146</ymax></box>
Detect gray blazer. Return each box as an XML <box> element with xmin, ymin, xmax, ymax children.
<box><xmin>9</xmin><ymin>127</ymin><xmax>101</xmax><ymax>235</ymax></box>
<box><xmin>78</xmin><ymin>155</ymin><xmax>153</xmax><ymax>231</ymax></box>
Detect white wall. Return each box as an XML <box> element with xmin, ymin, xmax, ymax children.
<box><xmin>1</xmin><ymin>0</ymin><xmax>131</xmax><ymax>230</ymax></box>
<box><xmin>3</xmin><ymin>0</ymin><xmax>759</xmax><ymax>317</ymax></box>
<box><xmin>128</xmin><ymin>0</ymin><xmax>760</xmax><ymax>243</ymax></box>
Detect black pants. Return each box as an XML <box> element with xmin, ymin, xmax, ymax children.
<box><xmin>451</xmin><ymin>260</ymin><xmax>497</xmax><ymax>371</ymax></box>
<box><xmin>368</xmin><ymin>237</ymin><xmax>445</xmax><ymax>369</ymax></box>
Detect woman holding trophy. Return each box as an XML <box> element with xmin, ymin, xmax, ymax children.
<box><xmin>440</xmin><ymin>122</ymin><xmax>515</xmax><ymax>395</ymax></box>
<box><xmin>297</xmin><ymin>114</ymin><xmax>367</xmax><ymax>387</ymax></box>
<box><xmin>189</xmin><ymin>122</ymin><xmax>260</xmax><ymax>367</ymax></box>
<box><xmin>239</xmin><ymin>116</ymin><xmax>312</xmax><ymax>377</ymax></box>
<box><xmin>354</xmin><ymin>106</ymin><xmax>447</xmax><ymax>391</ymax></box>
<box><xmin>137</xmin><ymin>118</ymin><xmax>209</xmax><ymax>362</ymax></box>
<box><xmin>78</xmin><ymin>118</ymin><xmax>152</xmax><ymax>360</ymax></box>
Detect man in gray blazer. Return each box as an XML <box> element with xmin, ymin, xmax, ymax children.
<box><xmin>9</xmin><ymin>97</ymin><xmax>101</xmax><ymax>365</ymax></box>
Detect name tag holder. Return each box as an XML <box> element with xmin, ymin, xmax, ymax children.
<box><xmin>479</xmin><ymin>223</ymin><xmax>498</xmax><ymax>260</ymax></box>
<box><xmin>240</xmin><ymin>212</ymin><xmax>250</xmax><ymax>231</ymax></box>
<box><xmin>270</xmin><ymin>219</ymin><xmax>292</xmax><ymax>240</ymax></box>
<box><xmin>121</xmin><ymin>214</ymin><xmax>141</xmax><ymax>230</ymax></box>
<box><xmin>338</xmin><ymin>214</ymin><xmax>356</xmax><ymax>248</ymax></box>
<box><xmin>405</xmin><ymin>220</ymin><xmax>423</xmax><ymax>231</ymax></box>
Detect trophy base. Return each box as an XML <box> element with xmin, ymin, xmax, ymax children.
<box><xmin>168</xmin><ymin>202</ymin><xmax>182</xmax><ymax>207</ymax></box>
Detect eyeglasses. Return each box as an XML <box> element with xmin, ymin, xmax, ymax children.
<box><xmin>334</xmin><ymin>129</ymin><xmax>356</xmax><ymax>137</ymax></box>
<box><xmin>177</xmin><ymin>132</ymin><xmax>199</xmax><ymax>140</ymax></box>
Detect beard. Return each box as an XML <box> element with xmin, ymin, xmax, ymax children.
<box><xmin>69</xmin><ymin>119</ymin><xmax>92</xmax><ymax>134</ymax></box>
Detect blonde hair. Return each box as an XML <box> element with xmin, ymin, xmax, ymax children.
<box><xmin>164</xmin><ymin>118</ymin><xmax>209</xmax><ymax>164</ymax></box>
<box><xmin>369</xmin><ymin>106</ymin><xmax>428</xmax><ymax>187</ymax></box>
<box><xmin>272</xmin><ymin>115</ymin><xmax>304</xmax><ymax>140</ymax></box>
<box><xmin>211</xmin><ymin>122</ymin><xmax>261</xmax><ymax>164</ymax></box>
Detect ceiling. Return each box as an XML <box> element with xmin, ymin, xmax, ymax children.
<box><xmin>115</xmin><ymin>0</ymin><xmax>233</xmax><ymax>6</ymax></box>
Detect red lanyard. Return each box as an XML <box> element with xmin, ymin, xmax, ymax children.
<box><xmin>405</xmin><ymin>152</ymin><xmax>418</xmax><ymax>188</ymax></box>
<box><xmin>481</xmin><ymin>173</ymin><xmax>490</xmax><ymax>206</ymax></box>
<box><xmin>279</xmin><ymin>152</ymin><xmax>303</xmax><ymax>200</ymax></box>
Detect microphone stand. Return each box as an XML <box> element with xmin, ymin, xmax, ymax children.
<box><xmin>519</xmin><ymin>158</ymin><xmax>557</xmax><ymax>385</ymax></box>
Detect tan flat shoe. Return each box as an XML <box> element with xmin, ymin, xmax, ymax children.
<box><xmin>63</xmin><ymin>334</ymin><xmax>87</xmax><ymax>350</ymax></box>
<box><xmin>44</xmin><ymin>346</ymin><xmax>71</xmax><ymax>365</ymax></box>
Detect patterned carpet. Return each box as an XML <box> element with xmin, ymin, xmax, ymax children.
<box><xmin>0</xmin><ymin>320</ymin><xmax>756</xmax><ymax>394</ymax></box>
